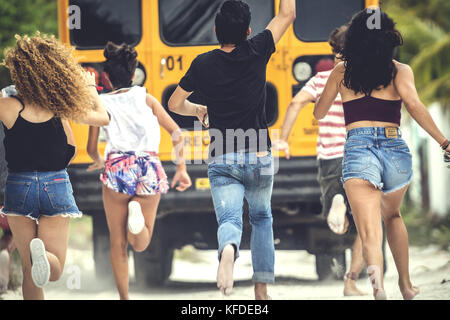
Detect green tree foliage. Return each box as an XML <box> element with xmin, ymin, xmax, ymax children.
<box><xmin>383</xmin><ymin>0</ymin><xmax>450</xmax><ymax>107</ymax></box>
<box><xmin>0</xmin><ymin>0</ymin><xmax>58</xmax><ymax>88</ymax></box>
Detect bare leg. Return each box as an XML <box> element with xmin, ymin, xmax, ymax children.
<box><xmin>254</xmin><ymin>283</ymin><xmax>270</xmax><ymax>300</ymax></box>
<box><xmin>6</xmin><ymin>216</ymin><xmax>42</xmax><ymax>300</ymax></box>
<box><xmin>0</xmin><ymin>230</ymin><xmax>14</xmax><ymax>292</ymax></box>
<box><xmin>380</xmin><ymin>185</ymin><xmax>419</xmax><ymax>300</ymax></box>
<box><xmin>344</xmin><ymin>179</ymin><xmax>385</xmax><ymax>299</ymax></box>
<box><xmin>37</xmin><ymin>216</ymin><xmax>71</xmax><ymax>282</ymax></box>
<box><xmin>102</xmin><ymin>185</ymin><xmax>132</xmax><ymax>300</ymax></box>
<box><xmin>343</xmin><ymin>234</ymin><xmax>367</xmax><ymax>296</ymax></box>
<box><xmin>217</xmin><ymin>244</ymin><xmax>235</xmax><ymax>296</ymax></box>
<box><xmin>127</xmin><ymin>194</ymin><xmax>161</xmax><ymax>252</ymax></box>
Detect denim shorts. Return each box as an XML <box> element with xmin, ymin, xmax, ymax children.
<box><xmin>0</xmin><ymin>169</ymin><xmax>82</xmax><ymax>223</ymax></box>
<box><xmin>341</xmin><ymin>127</ymin><xmax>413</xmax><ymax>194</ymax></box>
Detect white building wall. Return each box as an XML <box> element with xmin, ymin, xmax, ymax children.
<box><xmin>401</xmin><ymin>103</ymin><xmax>449</xmax><ymax>217</ymax></box>
<box><xmin>425</xmin><ymin>104</ymin><xmax>450</xmax><ymax>217</ymax></box>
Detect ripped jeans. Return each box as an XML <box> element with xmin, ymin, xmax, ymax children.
<box><xmin>207</xmin><ymin>151</ymin><xmax>275</xmax><ymax>284</ymax></box>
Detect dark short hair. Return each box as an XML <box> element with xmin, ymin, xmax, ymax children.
<box><xmin>215</xmin><ymin>0</ymin><xmax>251</xmax><ymax>45</ymax></box>
<box><xmin>103</xmin><ymin>42</ymin><xmax>138</xmax><ymax>89</ymax></box>
<box><xmin>328</xmin><ymin>25</ymin><xmax>348</xmax><ymax>54</ymax></box>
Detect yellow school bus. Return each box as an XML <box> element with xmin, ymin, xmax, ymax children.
<box><xmin>59</xmin><ymin>0</ymin><xmax>379</xmax><ymax>285</ymax></box>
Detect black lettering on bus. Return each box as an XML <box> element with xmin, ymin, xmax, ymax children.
<box><xmin>167</xmin><ymin>56</ymin><xmax>175</xmax><ymax>71</ymax></box>
<box><xmin>166</xmin><ymin>56</ymin><xmax>183</xmax><ymax>71</ymax></box>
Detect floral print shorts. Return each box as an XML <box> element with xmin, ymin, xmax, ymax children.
<box><xmin>100</xmin><ymin>151</ymin><xmax>169</xmax><ymax>196</ymax></box>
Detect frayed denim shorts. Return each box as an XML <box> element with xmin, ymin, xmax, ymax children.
<box><xmin>341</xmin><ymin>127</ymin><xmax>413</xmax><ymax>194</ymax></box>
<box><xmin>0</xmin><ymin>169</ymin><xmax>82</xmax><ymax>223</ymax></box>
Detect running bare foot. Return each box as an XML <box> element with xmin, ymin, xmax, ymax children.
<box><xmin>217</xmin><ymin>244</ymin><xmax>235</xmax><ymax>296</ymax></box>
<box><xmin>343</xmin><ymin>273</ymin><xmax>367</xmax><ymax>296</ymax></box>
<box><xmin>254</xmin><ymin>283</ymin><xmax>271</xmax><ymax>300</ymax></box>
<box><xmin>127</xmin><ymin>201</ymin><xmax>145</xmax><ymax>235</ymax></box>
<box><xmin>327</xmin><ymin>194</ymin><xmax>349</xmax><ymax>234</ymax></box>
<box><xmin>399</xmin><ymin>282</ymin><xmax>420</xmax><ymax>300</ymax></box>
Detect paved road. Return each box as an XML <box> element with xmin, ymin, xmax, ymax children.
<box><xmin>2</xmin><ymin>244</ymin><xmax>449</xmax><ymax>300</ymax></box>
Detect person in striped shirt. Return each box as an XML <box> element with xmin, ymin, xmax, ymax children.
<box><xmin>274</xmin><ymin>25</ymin><xmax>366</xmax><ymax>296</ymax></box>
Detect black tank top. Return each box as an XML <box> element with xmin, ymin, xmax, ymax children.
<box><xmin>3</xmin><ymin>96</ymin><xmax>75</xmax><ymax>172</ymax></box>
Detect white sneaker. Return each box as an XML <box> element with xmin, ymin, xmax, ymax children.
<box><xmin>128</xmin><ymin>201</ymin><xmax>145</xmax><ymax>235</ymax></box>
<box><xmin>327</xmin><ymin>194</ymin><xmax>348</xmax><ymax>234</ymax></box>
<box><xmin>30</xmin><ymin>238</ymin><xmax>50</xmax><ymax>288</ymax></box>
<box><xmin>0</xmin><ymin>250</ymin><xmax>10</xmax><ymax>293</ymax></box>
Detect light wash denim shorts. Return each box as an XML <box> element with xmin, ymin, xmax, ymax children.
<box><xmin>341</xmin><ymin>127</ymin><xmax>413</xmax><ymax>194</ymax></box>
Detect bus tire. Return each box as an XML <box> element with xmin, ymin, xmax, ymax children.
<box><xmin>315</xmin><ymin>251</ymin><xmax>346</xmax><ymax>281</ymax></box>
<box><xmin>134</xmin><ymin>230</ymin><xmax>173</xmax><ymax>287</ymax></box>
<box><xmin>92</xmin><ymin>212</ymin><xmax>114</xmax><ymax>282</ymax></box>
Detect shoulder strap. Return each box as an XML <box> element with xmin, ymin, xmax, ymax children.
<box><xmin>10</xmin><ymin>95</ymin><xmax>25</xmax><ymax>114</ymax></box>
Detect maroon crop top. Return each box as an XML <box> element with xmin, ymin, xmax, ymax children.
<box><xmin>342</xmin><ymin>96</ymin><xmax>402</xmax><ymax>126</ymax></box>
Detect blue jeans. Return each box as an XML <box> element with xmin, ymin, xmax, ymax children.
<box><xmin>342</xmin><ymin>127</ymin><xmax>413</xmax><ymax>194</ymax></box>
<box><xmin>1</xmin><ymin>169</ymin><xmax>82</xmax><ymax>223</ymax></box>
<box><xmin>207</xmin><ymin>151</ymin><xmax>274</xmax><ymax>284</ymax></box>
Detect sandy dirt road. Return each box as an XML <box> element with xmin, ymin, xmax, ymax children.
<box><xmin>2</xmin><ymin>242</ymin><xmax>449</xmax><ymax>300</ymax></box>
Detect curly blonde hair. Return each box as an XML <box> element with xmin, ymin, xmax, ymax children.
<box><xmin>2</xmin><ymin>33</ymin><xmax>92</xmax><ymax>119</ymax></box>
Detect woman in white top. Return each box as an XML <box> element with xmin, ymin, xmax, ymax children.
<box><xmin>87</xmin><ymin>42</ymin><xmax>192</xmax><ymax>300</ymax></box>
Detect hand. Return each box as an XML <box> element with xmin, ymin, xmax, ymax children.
<box><xmin>86</xmin><ymin>158</ymin><xmax>105</xmax><ymax>172</ymax></box>
<box><xmin>171</xmin><ymin>167</ymin><xmax>192</xmax><ymax>192</ymax></box>
<box><xmin>195</xmin><ymin>105</ymin><xmax>209</xmax><ymax>128</ymax></box>
<box><xmin>272</xmin><ymin>139</ymin><xmax>290</xmax><ymax>159</ymax></box>
<box><xmin>85</xmin><ymin>70</ymin><xmax>97</xmax><ymax>87</ymax></box>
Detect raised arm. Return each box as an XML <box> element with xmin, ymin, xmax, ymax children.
<box><xmin>86</xmin><ymin>126</ymin><xmax>105</xmax><ymax>171</ymax></box>
<box><xmin>273</xmin><ymin>90</ymin><xmax>314</xmax><ymax>159</ymax></box>
<box><xmin>168</xmin><ymin>86</ymin><xmax>208</xmax><ymax>127</ymax></box>
<box><xmin>314</xmin><ymin>63</ymin><xmax>343</xmax><ymax>120</ymax></box>
<box><xmin>73</xmin><ymin>72</ymin><xmax>110</xmax><ymax>127</ymax></box>
<box><xmin>266</xmin><ymin>0</ymin><xmax>296</xmax><ymax>45</ymax></box>
<box><xmin>147</xmin><ymin>94</ymin><xmax>192</xmax><ymax>192</ymax></box>
<box><xmin>280</xmin><ymin>90</ymin><xmax>315</xmax><ymax>141</ymax></box>
<box><xmin>62</xmin><ymin>119</ymin><xmax>77</xmax><ymax>165</ymax></box>
<box><xmin>394</xmin><ymin>63</ymin><xmax>448</xmax><ymax>150</ymax></box>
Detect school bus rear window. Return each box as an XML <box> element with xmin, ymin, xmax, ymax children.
<box><xmin>294</xmin><ymin>0</ymin><xmax>365</xmax><ymax>42</ymax></box>
<box><xmin>159</xmin><ymin>0</ymin><xmax>274</xmax><ymax>46</ymax></box>
<box><xmin>69</xmin><ymin>0</ymin><xmax>142</xmax><ymax>49</ymax></box>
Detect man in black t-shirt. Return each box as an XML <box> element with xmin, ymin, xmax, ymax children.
<box><xmin>169</xmin><ymin>0</ymin><xmax>296</xmax><ymax>300</ymax></box>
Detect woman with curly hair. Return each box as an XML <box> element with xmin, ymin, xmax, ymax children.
<box><xmin>314</xmin><ymin>8</ymin><xmax>450</xmax><ymax>300</ymax></box>
<box><xmin>86</xmin><ymin>42</ymin><xmax>192</xmax><ymax>300</ymax></box>
<box><xmin>0</xmin><ymin>33</ymin><xmax>109</xmax><ymax>299</ymax></box>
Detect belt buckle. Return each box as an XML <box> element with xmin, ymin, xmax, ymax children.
<box><xmin>385</xmin><ymin>127</ymin><xmax>398</xmax><ymax>139</ymax></box>
<box><xmin>256</xmin><ymin>151</ymin><xmax>269</xmax><ymax>157</ymax></box>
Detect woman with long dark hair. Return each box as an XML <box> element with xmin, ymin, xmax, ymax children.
<box><xmin>315</xmin><ymin>8</ymin><xmax>450</xmax><ymax>300</ymax></box>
